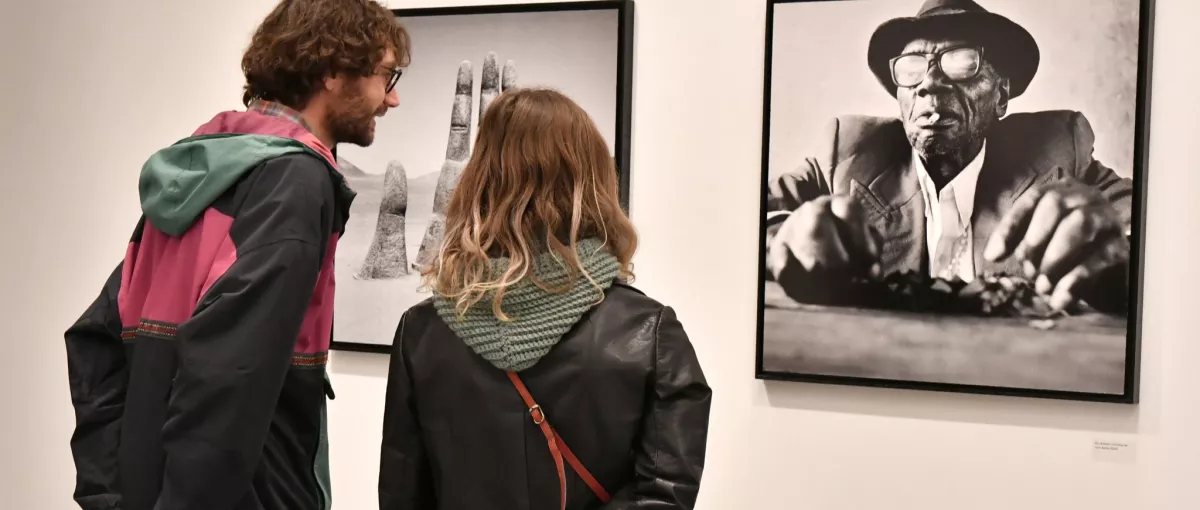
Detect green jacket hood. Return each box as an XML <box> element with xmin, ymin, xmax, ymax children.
<box><xmin>139</xmin><ymin>133</ymin><xmax>326</xmax><ymax>236</ymax></box>
<box><xmin>432</xmin><ymin>238</ymin><xmax>622</xmax><ymax>372</ymax></box>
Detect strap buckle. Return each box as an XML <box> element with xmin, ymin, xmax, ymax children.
<box><xmin>505</xmin><ymin>370</ymin><xmax>611</xmax><ymax>505</ymax></box>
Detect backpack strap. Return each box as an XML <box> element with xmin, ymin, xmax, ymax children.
<box><xmin>505</xmin><ymin>371</ymin><xmax>612</xmax><ymax>509</ymax></box>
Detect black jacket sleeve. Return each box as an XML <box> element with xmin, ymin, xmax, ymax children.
<box><xmin>379</xmin><ymin>311</ymin><xmax>437</xmax><ymax>509</ymax></box>
<box><xmin>1066</xmin><ymin>110</ymin><xmax>1135</xmax><ymax>229</ymax></box>
<box><xmin>762</xmin><ymin>118</ymin><xmax>838</xmax><ymax>283</ymax></box>
<box><xmin>65</xmin><ymin>262</ymin><xmax>129</xmax><ymax>510</ymax></box>
<box><xmin>602</xmin><ymin>306</ymin><xmax>713</xmax><ymax>509</ymax></box>
<box><xmin>151</xmin><ymin>154</ymin><xmax>335</xmax><ymax>510</ymax></box>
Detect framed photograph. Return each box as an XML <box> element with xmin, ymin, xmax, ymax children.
<box><xmin>330</xmin><ymin>0</ymin><xmax>635</xmax><ymax>353</ymax></box>
<box><xmin>755</xmin><ymin>0</ymin><xmax>1154</xmax><ymax>402</ymax></box>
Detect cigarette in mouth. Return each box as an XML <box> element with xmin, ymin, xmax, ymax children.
<box><xmin>928</xmin><ymin>112</ymin><xmax>941</xmax><ymax>123</ymax></box>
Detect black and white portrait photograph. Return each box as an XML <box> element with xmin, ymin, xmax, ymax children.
<box><xmin>332</xmin><ymin>1</ymin><xmax>634</xmax><ymax>351</ymax></box>
<box><xmin>755</xmin><ymin>0</ymin><xmax>1153</xmax><ymax>402</ymax></box>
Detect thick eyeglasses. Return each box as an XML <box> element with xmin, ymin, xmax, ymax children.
<box><xmin>889</xmin><ymin>46</ymin><xmax>983</xmax><ymax>88</ymax></box>
<box><xmin>383</xmin><ymin>66</ymin><xmax>403</xmax><ymax>93</ymax></box>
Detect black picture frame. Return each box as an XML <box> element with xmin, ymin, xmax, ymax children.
<box><xmin>754</xmin><ymin>0</ymin><xmax>1154</xmax><ymax>403</ymax></box>
<box><xmin>331</xmin><ymin>0</ymin><xmax>636</xmax><ymax>354</ymax></box>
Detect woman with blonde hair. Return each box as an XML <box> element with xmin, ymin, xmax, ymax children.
<box><xmin>378</xmin><ymin>87</ymin><xmax>712</xmax><ymax>510</ymax></box>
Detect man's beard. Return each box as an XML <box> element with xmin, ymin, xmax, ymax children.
<box><xmin>326</xmin><ymin>87</ymin><xmax>380</xmax><ymax>147</ymax></box>
<box><xmin>908</xmin><ymin>120</ymin><xmax>989</xmax><ymax>165</ymax></box>
<box><xmin>911</xmin><ymin>130</ymin><xmax>972</xmax><ymax>159</ymax></box>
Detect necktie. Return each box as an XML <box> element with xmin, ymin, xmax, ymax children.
<box><xmin>931</xmin><ymin>185</ymin><xmax>969</xmax><ymax>281</ymax></box>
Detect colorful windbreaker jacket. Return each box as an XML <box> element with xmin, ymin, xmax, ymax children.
<box><xmin>64</xmin><ymin>104</ymin><xmax>355</xmax><ymax>510</ymax></box>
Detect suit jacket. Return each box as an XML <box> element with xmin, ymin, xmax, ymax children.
<box><xmin>765</xmin><ymin>110</ymin><xmax>1135</xmax><ymax>278</ymax></box>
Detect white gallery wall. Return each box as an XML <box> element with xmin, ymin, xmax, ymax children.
<box><xmin>1</xmin><ymin>0</ymin><xmax>1198</xmax><ymax>508</ymax></box>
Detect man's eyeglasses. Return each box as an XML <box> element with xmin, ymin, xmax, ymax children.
<box><xmin>382</xmin><ymin>66</ymin><xmax>403</xmax><ymax>93</ymax></box>
<box><xmin>889</xmin><ymin>46</ymin><xmax>983</xmax><ymax>88</ymax></box>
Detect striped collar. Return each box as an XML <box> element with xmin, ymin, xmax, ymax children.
<box><xmin>242</xmin><ymin>99</ymin><xmax>356</xmax><ymax>204</ymax></box>
<box><xmin>247</xmin><ymin>99</ymin><xmax>315</xmax><ymax>134</ymax></box>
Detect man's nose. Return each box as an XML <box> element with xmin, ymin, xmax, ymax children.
<box><xmin>914</xmin><ymin>66</ymin><xmax>952</xmax><ymax>96</ymax></box>
<box><xmin>385</xmin><ymin>87</ymin><xmax>400</xmax><ymax>107</ymax></box>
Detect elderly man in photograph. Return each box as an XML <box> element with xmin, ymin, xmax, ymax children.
<box><xmin>765</xmin><ymin>0</ymin><xmax>1135</xmax><ymax>315</ymax></box>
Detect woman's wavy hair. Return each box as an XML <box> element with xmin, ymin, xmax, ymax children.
<box><xmin>240</xmin><ymin>0</ymin><xmax>411</xmax><ymax>108</ymax></box>
<box><xmin>422</xmin><ymin>87</ymin><xmax>638</xmax><ymax>319</ymax></box>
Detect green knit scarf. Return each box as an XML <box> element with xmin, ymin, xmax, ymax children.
<box><xmin>432</xmin><ymin>237</ymin><xmax>621</xmax><ymax>372</ymax></box>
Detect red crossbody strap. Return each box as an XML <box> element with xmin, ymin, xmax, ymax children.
<box><xmin>505</xmin><ymin>371</ymin><xmax>612</xmax><ymax>508</ymax></box>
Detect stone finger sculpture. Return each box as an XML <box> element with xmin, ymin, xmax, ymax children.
<box><xmin>502</xmin><ymin>59</ymin><xmax>517</xmax><ymax>92</ymax></box>
<box><xmin>412</xmin><ymin>53</ymin><xmax>518</xmax><ymax>272</ymax></box>
<box><xmin>478</xmin><ymin>52</ymin><xmax>501</xmax><ymax>124</ymax></box>
<box><xmin>356</xmin><ymin>160</ymin><xmax>410</xmax><ymax>279</ymax></box>
<box><xmin>413</xmin><ymin>60</ymin><xmax>475</xmax><ymax>271</ymax></box>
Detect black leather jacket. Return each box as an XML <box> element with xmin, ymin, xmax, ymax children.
<box><xmin>378</xmin><ymin>282</ymin><xmax>713</xmax><ymax>509</ymax></box>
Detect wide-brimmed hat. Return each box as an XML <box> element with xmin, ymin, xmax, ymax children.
<box><xmin>867</xmin><ymin>0</ymin><xmax>1039</xmax><ymax>98</ymax></box>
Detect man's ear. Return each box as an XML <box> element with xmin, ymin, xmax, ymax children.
<box><xmin>996</xmin><ymin>77</ymin><xmax>1010</xmax><ymax>117</ymax></box>
<box><xmin>323</xmin><ymin>72</ymin><xmax>343</xmax><ymax>93</ymax></box>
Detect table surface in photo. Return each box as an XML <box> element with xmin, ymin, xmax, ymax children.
<box><xmin>760</xmin><ymin>281</ymin><xmax>1131</xmax><ymax>395</ymax></box>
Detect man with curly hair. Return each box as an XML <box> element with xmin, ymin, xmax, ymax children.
<box><xmin>62</xmin><ymin>1</ymin><xmax>410</xmax><ymax>509</ymax></box>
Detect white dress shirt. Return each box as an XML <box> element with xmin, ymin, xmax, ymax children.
<box><xmin>912</xmin><ymin>142</ymin><xmax>986</xmax><ymax>282</ymax></box>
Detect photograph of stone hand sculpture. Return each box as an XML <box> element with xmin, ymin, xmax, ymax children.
<box><xmin>333</xmin><ymin>52</ymin><xmax>515</xmax><ymax>347</ymax></box>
